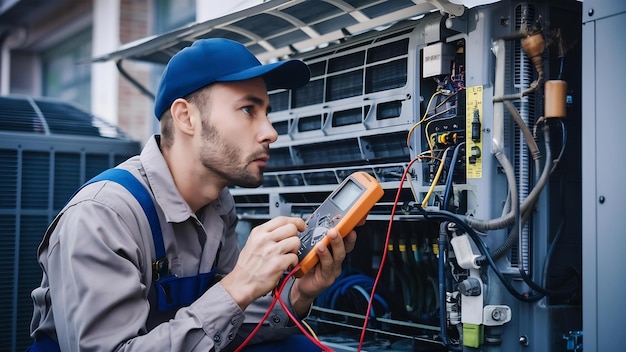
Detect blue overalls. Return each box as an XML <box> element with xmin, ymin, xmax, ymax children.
<box><xmin>28</xmin><ymin>169</ymin><xmax>318</xmax><ymax>351</ymax></box>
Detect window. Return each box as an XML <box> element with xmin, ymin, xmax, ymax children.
<box><xmin>155</xmin><ymin>0</ymin><xmax>196</xmax><ymax>34</ymax></box>
<box><xmin>41</xmin><ymin>29</ymin><xmax>93</xmax><ymax>111</ymax></box>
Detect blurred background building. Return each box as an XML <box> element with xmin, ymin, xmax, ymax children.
<box><xmin>0</xmin><ymin>0</ymin><xmax>263</xmax><ymax>143</ymax></box>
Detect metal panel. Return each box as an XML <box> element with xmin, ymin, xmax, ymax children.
<box><xmin>0</xmin><ymin>95</ymin><xmax>133</xmax><ymax>139</ymax></box>
<box><xmin>0</xmin><ymin>97</ymin><xmax>141</xmax><ymax>351</ymax></box>
<box><xmin>582</xmin><ymin>4</ymin><xmax>626</xmax><ymax>352</ymax></box>
<box><xmin>582</xmin><ymin>0</ymin><xmax>626</xmax><ymax>23</ymax></box>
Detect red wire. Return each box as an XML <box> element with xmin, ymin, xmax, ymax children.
<box><xmin>237</xmin><ymin>160</ymin><xmax>421</xmax><ymax>352</ymax></box>
<box><xmin>277</xmin><ymin>288</ymin><xmax>333</xmax><ymax>351</ymax></box>
<box><xmin>357</xmin><ymin>158</ymin><xmax>419</xmax><ymax>351</ymax></box>
<box><xmin>234</xmin><ymin>291</ymin><xmax>280</xmax><ymax>352</ymax></box>
<box><xmin>235</xmin><ymin>264</ymin><xmax>331</xmax><ymax>351</ymax></box>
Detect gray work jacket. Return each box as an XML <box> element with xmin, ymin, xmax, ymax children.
<box><xmin>30</xmin><ymin>135</ymin><xmax>299</xmax><ymax>351</ymax></box>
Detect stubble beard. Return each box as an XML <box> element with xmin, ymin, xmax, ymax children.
<box><xmin>200</xmin><ymin>119</ymin><xmax>264</xmax><ymax>188</ymax></box>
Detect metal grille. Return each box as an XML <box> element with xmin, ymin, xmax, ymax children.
<box><xmin>0</xmin><ymin>96</ymin><xmax>140</xmax><ymax>350</ymax></box>
<box><xmin>510</xmin><ymin>3</ymin><xmax>536</xmax><ymax>271</ymax></box>
<box><xmin>0</xmin><ymin>95</ymin><xmax>132</xmax><ymax>139</ymax></box>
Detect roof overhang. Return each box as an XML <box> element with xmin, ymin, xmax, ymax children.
<box><xmin>90</xmin><ymin>0</ymin><xmax>466</xmax><ymax>100</ymax></box>
<box><xmin>91</xmin><ymin>0</ymin><xmax>465</xmax><ymax>65</ymax></box>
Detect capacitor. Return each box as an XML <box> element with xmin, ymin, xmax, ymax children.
<box><xmin>545</xmin><ymin>80</ymin><xmax>567</xmax><ymax>118</ymax></box>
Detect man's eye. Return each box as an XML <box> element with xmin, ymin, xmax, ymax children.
<box><xmin>242</xmin><ymin>106</ymin><xmax>252</xmax><ymax>115</ymax></box>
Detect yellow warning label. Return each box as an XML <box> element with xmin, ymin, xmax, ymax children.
<box><xmin>466</xmin><ymin>86</ymin><xmax>483</xmax><ymax>179</ymax></box>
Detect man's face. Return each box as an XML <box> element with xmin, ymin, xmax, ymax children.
<box><xmin>196</xmin><ymin>78</ymin><xmax>278</xmax><ymax>188</ymax></box>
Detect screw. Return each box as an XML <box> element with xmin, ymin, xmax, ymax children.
<box><xmin>588</xmin><ymin>8</ymin><xmax>594</xmax><ymax>16</ymax></box>
<box><xmin>519</xmin><ymin>335</ymin><xmax>529</xmax><ymax>345</ymax></box>
<box><xmin>599</xmin><ymin>196</ymin><xmax>605</xmax><ymax>204</ymax></box>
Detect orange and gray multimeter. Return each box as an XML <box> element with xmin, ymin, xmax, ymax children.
<box><xmin>295</xmin><ymin>172</ymin><xmax>384</xmax><ymax>278</ymax></box>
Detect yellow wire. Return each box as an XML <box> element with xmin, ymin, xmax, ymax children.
<box><xmin>301</xmin><ymin>320</ymin><xmax>319</xmax><ymax>341</ymax></box>
<box><xmin>406</xmin><ymin>90</ymin><xmax>442</xmax><ymax>149</ymax></box>
<box><xmin>421</xmin><ymin>147</ymin><xmax>450</xmax><ymax>207</ymax></box>
<box><xmin>403</xmin><ymin>154</ymin><xmax>442</xmax><ymax>203</ymax></box>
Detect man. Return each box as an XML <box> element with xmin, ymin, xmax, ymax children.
<box><xmin>29</xmin><ymin>38</ymin><xmax>357</xmax><ymax>351</ymax></box>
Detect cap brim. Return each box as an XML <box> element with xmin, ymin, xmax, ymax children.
<box><xmin>217</xmin><ymin>59</ymin><xmax>310</xmax><ymax>90</ymax></box>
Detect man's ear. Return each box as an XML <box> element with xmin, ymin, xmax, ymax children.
<box><xmin>170</xmin><ymin>98</ymin><xmax>196</xmax><ymax>136</ymax></box>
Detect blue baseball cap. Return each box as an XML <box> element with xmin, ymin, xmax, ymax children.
<box><xmin>154</xmin><ymin>38</ymin><xmax>311</xmax><ymax>119</ymax></box>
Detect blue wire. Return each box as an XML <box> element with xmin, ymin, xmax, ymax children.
<box><xmin>443</xmin><ymin>142</ymin><xmax>465</xmax><ymax>210</ymax></box>
<box><xmin>325</xmin><ymin>274</ymin><xmax>390</xmax><ymax>317</ymax></box>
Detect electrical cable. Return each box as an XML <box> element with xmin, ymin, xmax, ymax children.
<box><xmin>386</xmin><ymin>240</ymin><xmax>415</xmax><ymax>314</ymax></box>
<box><xmin>434</xmin><ymin>88</ymin><xmax>463</xmax><ymax>110</ymax></box>
<box><xmin>301</xmin><ymin>320</ymin><xmax>319</xmax><ymax>341</ymax></box>
<box><xmin>542</xmin><ymin>217</ymin><xmax>565</xmax><ymax>289</ymax></box>
<box><xmin>410</xmin><ymin>235</ymin><xmax>436</xmax><ymax>317</ymax></box>
<box><xmin>550</xmin><ymin>119</ymin><xmax>567</xmax><ymax>173</ymax></box>
<box><xmin>419</xmin><ymin>209</ymin><xmax>546</xmax><ymax>303</ymax></box>
<box><xmin>358</xmin><ymin>155</ymin><xmax>424</xmax><ymax>350</ymax></box>
<box><xmin>421</xmin><ymin>147</ymin><xmax>452</xmax><ymax>207</ymax></box>
<box><xmin>542</xmin><ymin>166</ymin><xmax>567</xmax><ymax>290</ymax></box>
<box><xmin>276</xmin><ymin>291</ymin><xmax>333</xmax><ymax>352</ymax></box>
<box><xmin>234</xmin><ymin>275</ymin><xmax>287</xmax><ymax>351</ymax></box>
<box><xmin>400</xmin><ymin>236</ymin><xmax>424</xmax><ymax>315</ymax></box>
<box><xmin>512</xmin><ymin>196</ymin><xmax>580</xmax><ymax>297</ymax></box>
<box><xmin>234</xmin><ymin>265</ymin><xmax>332</xmax><ymax>352</ymax></box>
<box><xmin>407</xmin><ymin>90</ymin><xmax>443</xmax><ymax>149</ymax></box>
<box><xmin>481</xmin><ymin>147</ymin><xmax>520</xmax><ymax>262</ymax></box>
<box><xmin>465</xmin><ymin>124</ymin><xmax>553</xmax><ymax>233</ymax></box>
<box><xmin>442</xmin><ymin>142</ymin><xmax>466</xmax><ymax>211</ymax></box>
<box><xmin>509</xmin><ymin>152</ymin><xmax>580</xmax><ymax>299</ymax></box>
<box><xmin>405</xmin><ymin>153</ymin><xmax>442</xmax><ymax>204</ymax></box>
<box><xmin>328</xmin><ymin>274</ymin><xmax>390</xmax><ymax>315</ymax></box>
<box><xmin>424</xmin><ymin>113</ymin><xmax>458</xmax><ymax>151</ymax></box>
<box><xmin>480</xmin><ymin>123</ymin><xmax>555</xmax><ymax>264</ymax></box>
<box><xmin>438</xmin><ymin>221</ymin><xmax>463</xmax><ymax>351</ymax></box>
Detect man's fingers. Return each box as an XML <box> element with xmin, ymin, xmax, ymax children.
<box><xmin>314</xmin><ymin>229</ymin><xmax>345</xmax><ymax>271</ymax></box>
<box><xmin>343</xmin><ymin>230</ymin><xmax>357</xmax><ymax>253</ymax></box>
<box><xmin>253</xmin><ymin>216</ymin><xmax>306</xmax><ymax>241</ymax></box>
<box><xmin>280</xmin><ymin>236</ymin><xmax>301</xmax><ymax>255</ymax></box>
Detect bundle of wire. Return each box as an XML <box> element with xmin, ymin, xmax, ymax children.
<box><xmin>234</xmin><ymin>264</ymin><xmax>332</xmax><ymax>352</ymax></box>
<box><xmin>357</xmin><ymin>154</ymin><xmax>427</xmax><ymax>350</ymax></box>
<box><xmin>316</xmin><ymin>272</ymin><xmax>390</xmax><ymax>318</ymax></box>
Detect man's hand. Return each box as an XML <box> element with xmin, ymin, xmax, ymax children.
<box><xmin>221</xmin><ymin>216</ymin><xmax>305</xmax><ymax>310</ymax></box>
<box><xmin>289</xmin><ymin>228</ymin><xmax>358</xmax><ymax>316</ymax></box>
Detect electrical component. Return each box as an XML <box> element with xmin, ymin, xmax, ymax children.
<box><xmin>469</xmin><ymin>146</ymin><xmax>481</xmax><ymax>164</ymax></box>
<box><xmin>295</xmin><ymin>172</ymin><xmax>384</xmax><ymax>277</ymax></box>
<box><xmin>465</xmin><ymin>85</ymin><xmax>483</xmax><ymax>178</ymax></box>
<box><xmin>522</xmin><ymin>31</ymin><xmax>545</xmax><ymax>87</ymax></box>
<box><xmin>460</xmin><ymin>271</ymin><xmax>484</xmax><ymax>348</ymax></box>
<box><xmin>422</xmin><ymin>42</ymin><xmax>457</xmax><ymax>78</ymax></box>
<box><xmin>545</xmin><ymin>80</ymin><xmax>568</xmax><ymax>118</ymax></box>
<box><xmin>450</xmin><ymin>234</ymin><xmax>481</xmax><ymax>269</ymax></box>
<box><xmin>458</xmin><ymin>277</ymin><xmax>482</xmax><ymax>296</ymax></box>
<box><xmin>471</xmin><ymin>109</ymin><xmax>481</xmax><ymax>142</ymax></box>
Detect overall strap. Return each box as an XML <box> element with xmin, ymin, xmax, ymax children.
<box><xmin>81</xmin><ymin>168</ymin><xmax>217</xmax><ymax>312</ymax></box>
<box><xmin>84</xmin><ymin>168</ymin><xmax>168</xmax><ymax>279</ymax></box>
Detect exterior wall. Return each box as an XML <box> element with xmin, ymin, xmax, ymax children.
<box><xmin>116</xmin><ymin>0</ymin><xmax>155</xmax><ymax>143</ymax></box>
<box><xmin>5</xmin><ymin>0</ymin><xmax>93</xmax><ymax>98</ymax></box>
<box><xmin>2</xmin><ymin>0</ymin><xmax>158</xmax><ymax>144</ymax></box>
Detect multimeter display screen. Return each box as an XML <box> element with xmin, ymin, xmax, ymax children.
<box><xmin>331</xmin><ymin>179</ymin><xmax>363</xmax><ymax>211</ymax></box>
